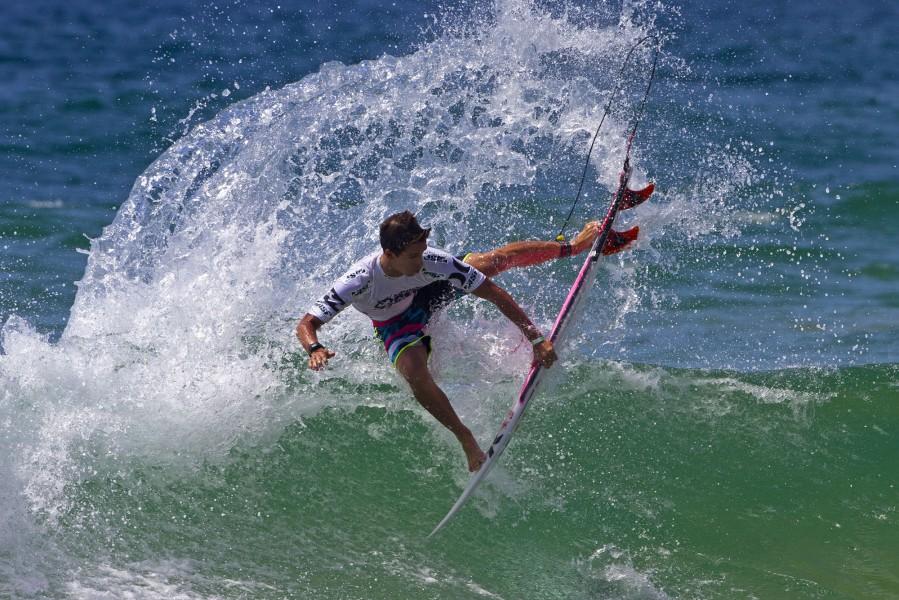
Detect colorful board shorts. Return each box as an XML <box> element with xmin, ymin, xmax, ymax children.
<box><xmin>372</xmin><ymin>254</ymin><xmax>470</xmax><ymax>366</ymax></box>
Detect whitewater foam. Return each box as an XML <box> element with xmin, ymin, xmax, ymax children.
<box><xmin>1</xmin><ymin>1</ymin><xmax>770</xmax><ymax>596</ymax></box>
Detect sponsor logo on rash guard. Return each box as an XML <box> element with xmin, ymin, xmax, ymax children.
<box><xmin>313</xmin><ymin>301</ymin><xmax>333</xmax><ymax>317</ymax></box>
<box><xmin>447</xmin><ymin>273</ymin><xmax>466</xmax><ymax>287</ymax></box>
<box><xmin>423</xmin><ymin>252</ymin><xmax>448</xmax><ymax>264</ymax></box>
<box><xmin>317</xmin><ymin>287</ymin><xmax>347</xmax><ymax>316</ymax></box>
<box><xmin>373</xmin><ymin>289</ymin><xmax>414</xmax><ymax>310</ymax></box>
<box><xmin>343</xmin><ymin>268</ymin><xmax>368</xmax><ymax>280</ymax></box>
<box><xmin>350</xmin><ymin>280</ymin><xmax>371</xmax><ymax>298</ymax></box>
<box><xmin>451</xmin><ymin>257</ymin><xmax>471</xmax><ymax>274</ymax></box>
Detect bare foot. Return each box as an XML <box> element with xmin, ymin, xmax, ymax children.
<box><xmin>460</xmin><ymin>434</ymin><xmax>487</xmax><ymax>472</ymax></box>
<box><xmin>571</xmin><ymin>221</ymin><xmax>601</xmax><ymax>254</ymax></box>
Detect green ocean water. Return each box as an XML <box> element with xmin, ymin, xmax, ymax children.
<box><xmin>35</xmin><ymin>363</ymin><xmax>899</xmax><ymax>598</ymax></box>
<box><xmin>2</xmin><ymin>0</ymin><xmax>898</xmax><ymax>598</ymax></box>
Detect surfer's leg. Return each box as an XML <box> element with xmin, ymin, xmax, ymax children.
<box><xmin>465</xmin><ymin>221</ymin><xmax>602</xmax><ymax>278</ymax></box>
<box><xmin>395</xmin><ymin>344</ymin><xmax>486</xmax><ymax>472</ymax></box>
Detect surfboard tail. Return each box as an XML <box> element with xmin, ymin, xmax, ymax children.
<box><xmin>428</xmin><ymin>458</ymin><xmax>498</xmax><ymax>538</ymax></box>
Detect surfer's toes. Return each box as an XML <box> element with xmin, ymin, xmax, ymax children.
<box><xmin>459</xmin><ymin>433</ymin><xmax>487</xmax><ymax>472</ymax></box>
<box><xmin>467</xmin><ymin>451</ymin><xmax>487</xmax><ymax>472</ymax></box>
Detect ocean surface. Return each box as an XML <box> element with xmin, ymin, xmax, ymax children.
<box><xmin>1</xmin><ymin>0</ymin><xmax>897</xmax><ymax>598</ymax></box>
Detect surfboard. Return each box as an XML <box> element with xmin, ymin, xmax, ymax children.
<box><xmin>428</xmin><ymin>169</ymin><xmax>652</xmax><ymax>537</ymax></box>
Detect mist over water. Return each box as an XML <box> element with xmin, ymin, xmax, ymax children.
<box><xmin>2</xmin><ymin>0</ymin><xmax>897</xmax><ymax>598</ymax></box>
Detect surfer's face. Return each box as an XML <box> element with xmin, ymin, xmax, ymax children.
<box><xmin>391</xmin><ymin>239</ymin><xmax>427</xmax><ymax>275</ymax></box>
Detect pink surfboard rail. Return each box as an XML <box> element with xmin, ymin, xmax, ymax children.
<box><xmin>429</xmin><ymin>165</ymin><xmax>646</xmax><ymax>537</ymax></box>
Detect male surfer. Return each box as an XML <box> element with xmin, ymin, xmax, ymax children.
<box><xmin>297</xmin><ymin>211</ymin><xmax>630</xmax><ymax>472</ymax></box>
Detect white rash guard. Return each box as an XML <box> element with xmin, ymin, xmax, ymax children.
<box><xmin>306</xmin><ymin>247</ymin><xmax>486</xmax><ymax>324</ymax></box>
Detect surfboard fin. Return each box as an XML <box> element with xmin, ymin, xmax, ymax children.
<box><xmin>620</xmin><ymin>182</ymin><xmax>654</xmax><ymax>210</ymax></box>
<box><xmin>602</xmin><ymin>226</ymin><xmax>639</xmax><ymax>255</ymax></box>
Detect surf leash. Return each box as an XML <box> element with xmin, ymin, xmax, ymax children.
<box><xmin>556</xmin><ymin>34</ymin><xmax>662</xmax><ymax>242</ymax></box>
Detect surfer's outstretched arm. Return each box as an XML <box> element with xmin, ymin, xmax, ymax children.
<box><xmin>471</xmin><ymin>279</ymin><xmax>557</xmax><ymax>367</ymax></box>
<box><xmin>465</xmin><ymin>221</ymin><xmax>601</xmax><ymax>278</ymax></box>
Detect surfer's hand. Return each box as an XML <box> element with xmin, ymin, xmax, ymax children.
<box><xmin>571</xmin><ymin>221</ymin><xmax>601</xmax><ymax>254</ymax></box>
<box><xmin>308</xmin><ymin>347</ymin><xmax>335</xmax><ymax>370</ymax></box>
<box><xmin>533</xmin><ymin>340</ymin><xmax>557</xmax><ymax>368</ymax></box>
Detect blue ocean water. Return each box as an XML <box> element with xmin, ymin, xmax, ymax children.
<box><xmin>1</xmin><ymin>0</ymin><xmax>897</xmax><ymax>598</ymax></box>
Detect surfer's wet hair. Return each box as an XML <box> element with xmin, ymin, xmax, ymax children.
<box><xmin>379</xmin><ymin>211</ymin><xmax>431</xmax><ymax>254</ymax></box>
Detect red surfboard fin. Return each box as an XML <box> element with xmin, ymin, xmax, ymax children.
<box><xmin>620</xmin><ymin>182</ymin><xmax>654</xmax><ymax>210</ymax></box>
<box><xmin>602</xmin><ymin>226</ymin><xmax>639</xmax><ymax>255</ymax></box>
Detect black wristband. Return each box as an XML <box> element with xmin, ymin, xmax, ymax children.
<box><xmin>559</xmin><ymin>242</ymin><xmax>572</xmax><ymax>258</ymax></box>
<box><xmin>307</xmin><ymin>342</ymin><xmax>324</xmax><ymax>355</ymax></box>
